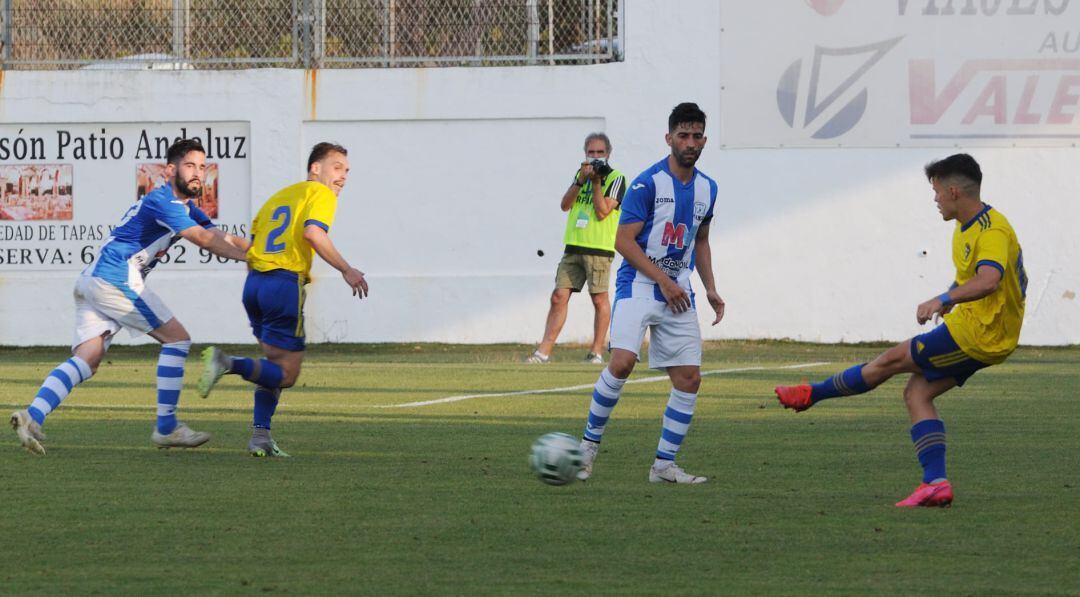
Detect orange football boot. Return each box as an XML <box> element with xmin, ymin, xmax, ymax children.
<box><xmin>774</xmin><ymin>384</ymin><xmax>814</xmax><ymax>412</ymax></box>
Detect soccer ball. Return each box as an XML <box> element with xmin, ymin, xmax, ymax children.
<box><xmin>529</xmin><ymin>432</ymin><xmax>583</xmax><ymax>485</ymax></box>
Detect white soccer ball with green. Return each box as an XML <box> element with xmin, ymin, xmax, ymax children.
<box><xmin>529</xmin><ymin>432</ymin><xmax>583</xmax><ymax>485</ymax></box>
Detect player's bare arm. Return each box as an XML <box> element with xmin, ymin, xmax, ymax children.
<box><xmin>916</xmin><ymin>264</ymin><xmax>1002</xmax><ymax>325</ymax></box>
<box><xmin>208</xmin><ymin>227</ymin><xmax>252</xmax><ymax>252</ymax></box>
<box><xmin>614</xmin><ymin>221</ymin><xmax>691</xmax><ymax>314</ymax></box>
<box><xmin>180</xmin><ymin>225</ymin><xmax>249</xmax><ymax>262</ymax></box>
<box><xmin>693</xmin><ymin>223</ymin><xmax>725</xmax><ymax>325</ymax></box>
<box><xmin>303</xmin><ymin>224</ymin><xmax>368</xmax><ymax>298</ymax></box>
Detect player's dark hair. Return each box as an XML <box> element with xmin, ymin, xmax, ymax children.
<box><xmin>166</xmin><ymin>139</ymin><xmax>206</xmax><ymax>165</ymax></box>
<box><xmin>308</xmin><ymin>142</ymin><xmax>348</xmax><ymax>171</ymax></box>
<box><xmin>668</xmin><ymin>102</ymin><xmax>706</xmax><ymax>132</ymax></box>
<box><xmin>925</xmin><ymin>153</ymin><xmax>982</xmax><ymax>186</ymax></box>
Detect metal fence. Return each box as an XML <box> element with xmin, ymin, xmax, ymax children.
<box><xmin>0</xmin><ymin>0</ymin><xmax>621</xmax><ymax>70</ymax></box>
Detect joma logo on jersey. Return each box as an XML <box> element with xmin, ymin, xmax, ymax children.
<box><xmin>661</xmin><ymin>222</ymin><xmax>688</xmax><ymax>249</ymax></box>
<box><xmin>655</xmin><ymin>196</ymin><xmax>674</xmax><ymax>204</ymax></box>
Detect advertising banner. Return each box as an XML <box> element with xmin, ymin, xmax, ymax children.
<box><xmin>721</xmin><ymin>0</ymin><xmax>1080</xmax><ymax>147</ymax></box>
<box><xmin>0</xmin><ymin>122</ymin><xmax>250</xmax><ymax>270</ymax></box>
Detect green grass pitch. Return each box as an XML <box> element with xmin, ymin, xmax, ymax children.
<box><xmin>0</xmin><ymin>342</ymin><xmax>1077</xmax><ymax>594</ymax></box>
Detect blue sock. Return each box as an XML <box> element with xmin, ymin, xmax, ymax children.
<box><xmin>156</xmin><ymin>341</ymin><xmax>191</xmax><ymax>435</ymax></box>
<box><xmin>810</xmin><ymin>363</ymin><xmax>870</xmax><ymax>402</ymax></box>
<box><xmin>229</xmin><ymin>357</ymin><xmax>284</xmax><ymax>388</ymax></box>
<box><xmin>911</xmin><ymin>419</ymin><xmax>947</xmax><ymax>483</ymax></box>
<box><xmin>583</xmin><ymin>369</ymin><xmax>627</xmax><ymax>443</ymax></box>
<box><xmin>656</xmin><ymin>388</ymin><xmax>696</xmax><ymax>462</ymax></box>
<box><xmin>253</xmin><ymin>386</ymin><xmax>281</xmax><ymax>429</ymax></box>
<box><xmin>28</xmin><ymin>356</ymin><xmax>93</xmax><ymax>425</ymax></box>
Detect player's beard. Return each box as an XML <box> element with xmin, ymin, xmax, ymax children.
<box><xmin>674</xmin><ymin>149</ymin><xmax>700</xmax><ymax>169</ymax></box>
<box><xmin>174</xmin><ymin>173</ymin><xmax>203</xmax><ymax>198</ymax></box>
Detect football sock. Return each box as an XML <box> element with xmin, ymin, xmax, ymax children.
<box><xmin>253</xmin><ymin>386</ymin><xmax>281</xmax><ymax>429</ymax></box>
<box><xmin>583</xmin><ymin>368</ymin><xmax>627</xmax><ymax>443</ymax></box>
<box><xmin>655</xmin><ymin>388</ymin><xmax>697</xmax><ymax>462</ymax></box>
<box><xmin>911</xmin><ymin>418</ymin><xmax>947</xmax><ymax>483</ymax></box>
<box><xmin>810</xmin><ymin>363</ymin><xmax>870</xmax><ymax>402</ymax></box>
<box><xmin>28</xmin><ymin>356</ymin><xmax>93</xmax><ymax>425</ymax></box>
<box><xmin>156</xmin><ymin>341</ymin><xmax>191</xmax><ymax>435</ymax></box>
<box><xmin>229</xmin><ymin>357</ymin><xmax>284</xmax><ymax>388</ymax></box>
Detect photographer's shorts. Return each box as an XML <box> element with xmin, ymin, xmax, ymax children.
<box><xmin>555</xmin><ymin>253</ymin><xmax>613</xmax><ymax>294</ymax></box>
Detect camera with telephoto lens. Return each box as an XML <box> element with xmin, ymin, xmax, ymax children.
<box><xmin>589</xmin><ymin>158</ymin><xmax>612</xmax><ymax>177</ymax></box>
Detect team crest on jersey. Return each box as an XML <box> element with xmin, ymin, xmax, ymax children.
<box><xmin>694</xmin><ymin>201</ymin><xmax>708</xmax><ymax>218</ymax></box>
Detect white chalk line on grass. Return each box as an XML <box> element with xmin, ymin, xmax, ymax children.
<box><xmin>373</xmin><ymin>361</ymin><xmax>830</xmax><ymax>409</ymax></box>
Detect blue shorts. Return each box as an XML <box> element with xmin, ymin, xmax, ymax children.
<box><xmin>909</xmin><ymin>324</ymin><xmax>990</xmax><ymax>387</ymax></box>
<box><xmin>243</xmin><ymin>269</ymin><xmax>306</xmax><ymax>352</ymax></box>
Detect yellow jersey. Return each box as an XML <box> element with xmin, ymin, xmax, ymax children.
<box><xmin>943</xmin><ymin>205</ymin><xmax>1026</xmax><ymax>364</ymax></box>
<box><xmin>248</xmin><ymin>181</ymin><xmax>338</xmax><ymax>281</ymax></box>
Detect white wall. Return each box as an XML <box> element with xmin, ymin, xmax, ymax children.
<box><xmin>0</xmin><ymin>0</ymin><xmax>1076</xmax><ymax>347</ymax></box>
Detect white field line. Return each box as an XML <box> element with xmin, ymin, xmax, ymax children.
<box><xmin>373</xmin><ymin>361</ymin><xmax>830</xmax><ymax>409</ymax></box>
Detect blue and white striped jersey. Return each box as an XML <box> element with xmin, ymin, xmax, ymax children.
<box><xmin>614</xmin><ymin>158</ymin><xmax>717</xmax><ymax>303</ymax></box>
<box><xmin>90</xmin><ymin>184</ymin><xmax>214</xmax><ymax>284</ymax></box>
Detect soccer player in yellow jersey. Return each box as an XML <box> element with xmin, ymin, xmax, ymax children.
<box><xmin>198</xmin><ymin>142</ymin><xmax>368</xmax><ymax>456</ymax></box>
<box><xmin>774</xmin><ymin>154</ymin><xmax>1027</xmax><ymax>508</ymax></box>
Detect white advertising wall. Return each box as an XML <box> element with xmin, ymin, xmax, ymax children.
<box><xmin>0</xmin><ymin>0</ymin><xmax>1076</xmax><ymax>347</ymax></box>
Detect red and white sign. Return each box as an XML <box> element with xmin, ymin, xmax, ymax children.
<box><xmin>720</xmin><ymin>1</ymin><xmax>1080</xmax><ymax>147</ymax></box>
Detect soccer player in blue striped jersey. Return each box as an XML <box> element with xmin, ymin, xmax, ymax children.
<box><xmin>10</xmin><ymin>139</ymin><xmax>251</xmax><ymax>455</ymax></box>
<box><xmin>576</xmin><ymin>102</ymin><xmax>726</xmax><ymax>484</ymax></box>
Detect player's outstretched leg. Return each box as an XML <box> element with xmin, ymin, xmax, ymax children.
<box><xmin>775</xmin><ymin>341</ymin><xmax>921</xmax><ymax>411</ymax></box>
<box><xmin>775</xmin><ymin>363</ymin><xmax>872</xmax><ymax>412</ymax></box>
<box><xmin>198</xmin><ymin>346</ymin><xmax>285</xmax><ymax>398</ymax></box>
<box><xmin>13</xmin><ymin>355</ymin><xmax>94</xmax><ymax>454</ymax></box>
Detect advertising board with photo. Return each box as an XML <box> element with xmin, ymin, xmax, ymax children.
<box><xmin>0</xmin><ymin>123</ymin><xmax>250</xmax><ymax>270</ymax></box>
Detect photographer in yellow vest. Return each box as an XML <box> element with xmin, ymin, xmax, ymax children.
<box><xmin>527</xmin><ymin>133</ymin><xmax>627</xmax><ymax>364</ymax></box>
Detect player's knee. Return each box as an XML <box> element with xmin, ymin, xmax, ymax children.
<box><xmin>902</xmin><ymin>385</ymin><xmax>929</xmax><ymax>408</ymax></box>
<box><xmin>279</xmin><ymin>366</ymin><xmax>302</xmax><ymax>388</ymax></box>
<box><xmin>550</xmin><ymin>291</ymin><xmax>570</xmax><ymax>308</ymax></box>
<box><xmin>676</xmin><ymin>371</ymin><xmax>701</xmax><ymax>393</ymax></box>
<box><xmin>607</xmin><ymin>360</ymin><xmax>634</xmax><ymax>379</ymax></box>
<box><xmin>874</xmin><ymin>348</ymin><xmax>907</xmax><ymax>373</ymax></box>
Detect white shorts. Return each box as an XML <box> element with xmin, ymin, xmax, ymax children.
<box><xmin>73</xmin><ymin>274</ymin><xmax>173</xmax><ymax>350</ymax></box>
<box><xmin>609</xmin><ymin>297</ymin><xmax>702</xmax><ymax>369</ymax></box>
